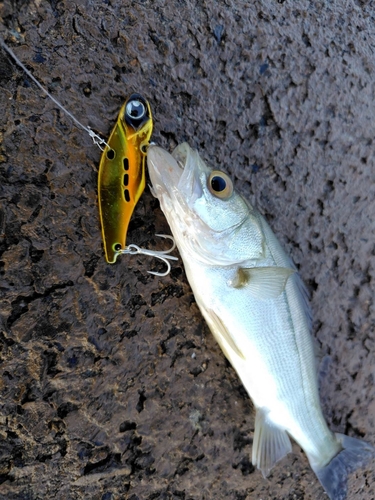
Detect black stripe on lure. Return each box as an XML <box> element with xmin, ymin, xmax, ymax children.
<box><xmin>98</xmin><ymin>94</ymin><xmax>153</xmax><ymax>264</ymax></box>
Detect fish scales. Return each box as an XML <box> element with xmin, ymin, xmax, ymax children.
<box><xmin>185</xmin><ymin>232</ymin><xmax>330</xmax><ymax>459</ymax></box>
<box><xmin>147</xmin><ymin>142</ymin><xmax>374</xmax><ymax>500</ymax></box>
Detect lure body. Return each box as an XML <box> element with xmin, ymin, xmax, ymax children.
<box><xmin>147</xmin><ymin>143</ymin><xmax>374</xmax><ymax>500</ymax></box>
<box><xmin>98</xmin><ymin>94</ymin><xmax>153</xmax><ymax>263</ymax></box>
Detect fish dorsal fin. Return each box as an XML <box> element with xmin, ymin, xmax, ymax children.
<box><xmin>252</xmin><ymin>408</ymin><xmax>292</xmax><ymax>477</ymax></box>
<box><xmin>230</xmin><ymin>266</ymin><xmax>295</xmax><ymax>299</ymax></box>
<box><xmin>200</xmin><ymin>307</ymin><xmax>246</xmax><ymax>360</ymax></box>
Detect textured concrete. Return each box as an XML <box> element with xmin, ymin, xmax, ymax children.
<box><xmin>0</xmin><ymin>0</ymin><xmax>375</xmax><ymax>499</ymax></box>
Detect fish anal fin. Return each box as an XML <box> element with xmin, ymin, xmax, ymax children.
<box><xmin>231</xmin><ymin>266</ymin><xmax>295</xmax><ymax>299</ymax></box>
<box><xmin>252</xmin><ymin>408</ymin><xmax>292</xmax><ymax>478</ymax></box>
<box><xmin>201</xmin><ymin>308</ymin><xmax>246</xmax><ymax>361</ymax></box>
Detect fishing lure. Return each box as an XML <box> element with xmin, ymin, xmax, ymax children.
<box><xmin>0</xmin><ymin>38</ymin><xmax>177</xmax><ymax>274</ymax></box>
<box><xmin>98</xmin><ymin>94</ymin><xmax>153</xmax><ymax>264</ymax></box>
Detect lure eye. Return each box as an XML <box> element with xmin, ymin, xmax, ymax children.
<box><xmin>208</xmin><ymin>171</ymin><xmax>233</xmax><ymax>199</ymax></box>
<box><xmin>126</xmin><ymin>99</ymin><xmax>146</xmax><ymax>121</ymax></box>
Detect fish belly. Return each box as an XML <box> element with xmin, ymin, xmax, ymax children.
<box><xmin>183</xmin><ymin>256</ymin><xmax>339</xmax><ymax>468</ymax></box>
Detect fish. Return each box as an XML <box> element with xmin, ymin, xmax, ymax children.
<box><xmin>98</xmin><ymin>93</ymin><xmax>153</xmax><ymax>263</ymax></box>
<box><xmin>146</xmin><ymin>142</ymin><xmax>374</xmax><ymax>500</ymax></box>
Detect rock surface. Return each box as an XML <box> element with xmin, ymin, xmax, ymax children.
<box><xmin>0</xmin><ymin>0</ymin><xmax>375</xmax><ymax>499</ymax></box>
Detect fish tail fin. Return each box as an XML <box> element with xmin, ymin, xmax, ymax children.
<box><xmin>312</xmin><ymin>433</ymin><xmax>374</xmax><ymax>500</ymax></box>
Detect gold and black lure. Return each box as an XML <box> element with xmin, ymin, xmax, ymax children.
<box><xmin>98</xmin><ymin>94</ymin><xmax>153</xmax><ymax>264</ymax></box>
<box><xmin>0</xmin><ymin>37</ymin><xmax>177</xmax><ymax>274</ymax></box>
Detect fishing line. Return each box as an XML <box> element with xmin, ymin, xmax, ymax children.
<box><xmin>0</xmin><ymin>32</ymin><xmax>177</xmax><ymax>274</ymax></box>
<box><xmin>0</xmin><ymin>35</ymin><xmax>109</xmax><ymax>150</ymax></box>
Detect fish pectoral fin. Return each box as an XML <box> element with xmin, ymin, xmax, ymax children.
<box><xmin>200</xmin><ymin>307</ymin><xmax>246</xmax><ymax>360</ymax></box>
<box><xmin>231</xmin><ymin>266</ymin><xmax>295</xmax><ymax>299</ymax></box>
<box><xmin>252</xmin><ymin>408</ymin><xmax>292</xmax><ymax>478</ymax></box>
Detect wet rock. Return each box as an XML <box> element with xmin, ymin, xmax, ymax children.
<box><xmin>1</xmin><ymin>1</ymin><xmax>375</xmax><ymax>499</ymax></box>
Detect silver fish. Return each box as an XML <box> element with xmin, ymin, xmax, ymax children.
<box><xmin>147</xmin><ymin>142</ymin><xmax>374</xmax><ymax>500</ymax></box>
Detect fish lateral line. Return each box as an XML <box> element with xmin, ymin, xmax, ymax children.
<box><xmin>0</xmin><ymin>35</ymin><xmax>108</xmax><ymax>150</ymax></box>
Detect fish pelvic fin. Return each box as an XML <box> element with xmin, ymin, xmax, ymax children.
<box><xmin>231</xmin><ymin>266</ymin><xmax>295</xmax><ymax>299</ymax></box>
<box><xmin>252</xmin><ymin>408</ymin><xmax>292</xmax><ymax>477</ymax></box>
<box><xmin>312</xmin><ymin>433</ymin><xmax>374</xmax><ymax>500</ymax></box>
<box><xmin>201</xmin><ymin>307</ymin><xmax>246</xmax><ymax>360</ymax></box>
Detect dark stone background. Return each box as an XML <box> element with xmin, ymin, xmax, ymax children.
<box><xmin>0</xmin><ymin>0</ymin><xmax>375</xmax><ymax>498</ymax></box>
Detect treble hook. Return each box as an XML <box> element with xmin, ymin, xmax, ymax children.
<box><xmin>120</xmin><ymin>234</ymin><xmax>178</xmax><ymax>277</ymax></box>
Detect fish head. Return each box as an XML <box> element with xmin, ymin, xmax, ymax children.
<box><xmin>147</xmin><ymin>143</ymin><xmax>263</xmax><ymax>265</ymax></box>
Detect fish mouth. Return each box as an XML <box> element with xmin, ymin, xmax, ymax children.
<box><xmin>147</xmin><ymin>143</ymin><xmax>253</xmax><ymax>266</ymax></box>
<box><xmin>147</xmin><ymin>144</ymin><xmax>183</xmax><ymax>195</ymax></box>
<box><xmin>147</xmin><ymin>143</ymin><xmax>205</xmax><ymax>205</ymax></box>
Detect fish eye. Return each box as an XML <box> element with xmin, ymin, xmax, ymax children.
<box><xmin>126</xmin><ymin>99</ymin><xmax>146</xmax><ymax>121</ymax></box>
<box><xmin>208</xmin><ymin>170</ymin><xmax>233</xmax><ymax>199</ymax></box>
